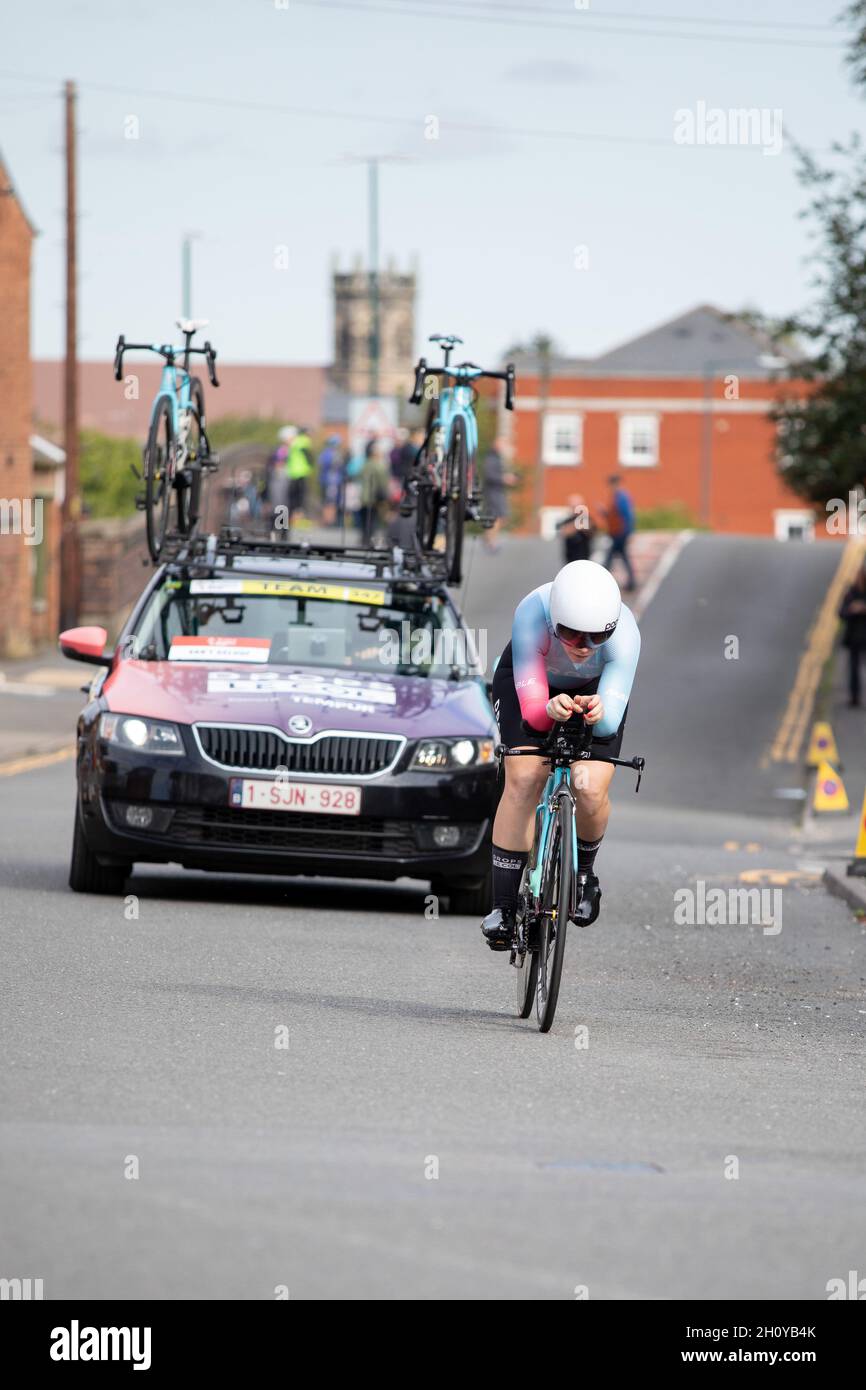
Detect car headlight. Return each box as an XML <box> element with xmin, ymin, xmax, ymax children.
<box><xmin>99</xmin><ymin>713</ymin><xmax>184</xmax><ymax>755</ymax></box>
<box><xmin>411</xmin><ymin>737</ymin><xmax>495</xmax><ymax>771</ymax></box>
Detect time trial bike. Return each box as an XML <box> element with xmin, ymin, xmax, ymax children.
<box><xmin>113</xmin><ymin>319</ymin><xmax>220</xmax><ymax>562</ymax></box>
<box><xmin>405</xmin><ymin>334</ymin><xmax>515</xmax><ymax>585</ymax></box>
<box><xmin>499</xmin><ymin>716</ymin><xmax>645</xmax><ymax>1033</ymax></box>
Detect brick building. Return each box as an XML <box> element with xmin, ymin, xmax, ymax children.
<box><xmin>0</xmin><ymin>150</ymin><xmax>64</xmax><ymax>657</ymax></box>
<box><xmin>504</xmin><ymin>305</ymin><xmax>819</xmax><ymax>541</ymax></box>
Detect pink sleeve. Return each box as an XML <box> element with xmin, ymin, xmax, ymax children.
<box><xmin>512</xmin><ymin>592</ymin><xmax>553</xmax><ymax>733</ymax></box>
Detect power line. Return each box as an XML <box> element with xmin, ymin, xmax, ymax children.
<box><xmin>0</xmin><ymin>72</ymin><xmax>841</xmax><ymax>159</ymax></box>
<box><xmin>337</xmin><ymin>0</ymin><xmax>841</xmax><ymax>34</ymax></box>
<box><xmin>0</xmin><ymin>71</ymin><xmax>811</xmax><ymax>154</ymax></box>
<box><xmin>287</xmin><ymin>0</ymin><xmax>848</xmax><ymax>49</ymax></box>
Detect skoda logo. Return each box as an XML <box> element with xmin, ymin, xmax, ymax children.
<box><xmin>288</xmin><ymin>715</ymin><xmax>313</xmax><ymax>735</ymax></box>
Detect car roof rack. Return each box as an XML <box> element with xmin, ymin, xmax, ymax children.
<box><xmin>161</xmin><ymin>526</ymin><xmax>452</xmax><ymax>588</ymax></box>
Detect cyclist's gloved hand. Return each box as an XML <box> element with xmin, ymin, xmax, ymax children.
<box><xmin>546</xmin><ymin>693</ymin><xmax>579</xmax><ymax>723</ymax></box>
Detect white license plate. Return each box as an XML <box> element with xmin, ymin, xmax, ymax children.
<box><xmin>229</xmin><ymin>778</ymin><xmax>362</xmax><ymax>815</ymax></box>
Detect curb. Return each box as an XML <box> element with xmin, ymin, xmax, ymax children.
<box><xmin>823</xmin><ymin>867</ymin><xmax>866</xmax><ymax>913</ymax></box>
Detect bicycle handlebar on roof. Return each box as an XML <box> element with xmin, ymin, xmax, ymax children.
<box><xmin>113</xmin><ymin>334</ymin><xmax>220</xmax><ymax>387</ymax></box>
<box><xmin>409</xmin><ymin>356</ymin><xmax>515</xmax><ymax>410</ymax></box>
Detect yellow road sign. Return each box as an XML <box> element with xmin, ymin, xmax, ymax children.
<box><xmin>812</xmin><ymin>760</ymin><xmax>850</xmax><ymax>813</ymax></box>
<box><xmin>850</xmin><ymin>785</ymin><xmax>866</xmax><ymax>872</ymax></box>
<box><xmin>807</xmin><ymin>721</ymin><xmax>840</xmax><ymax>768</ymax></box>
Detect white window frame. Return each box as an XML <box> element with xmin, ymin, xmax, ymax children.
<box><xmin>618</xmin><ymin>412</ymin><xmax>659</xmax><ymax>467</ymax></box>
<box><xmin>773</xmin><ymin>509</ymin><xmax>815</xmax><ymax>542</ymax></box>
<box><xmin>542</xmin><ymin>412</ymin><xmax>582</xmax><ymax>466</ymax></box>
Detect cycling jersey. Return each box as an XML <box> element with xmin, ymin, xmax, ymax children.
<box><xmin>511</xmin><ymin>582</ymin><xmax>640</xmax><ymax>737</ymax></box>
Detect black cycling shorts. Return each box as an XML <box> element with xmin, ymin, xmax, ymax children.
<box><xmin>491</xmin><ymin>641</ymin><xmax>628</xmax><ymax>761</ymax></box>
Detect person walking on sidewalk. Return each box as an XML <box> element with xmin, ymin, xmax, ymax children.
<box><xmin>839</xmin><ymin>557</ymin><xmax>866</xmax><ymax>707</ymax></box>
<box><xmin>555</xmin><ymin>493</ymin><xmax>594</xmax><ymax>564</ymax></box>
<box><xmin>602</xmin><ymin>474</ymin><xmax>637</xmax><ymax>592</ymax></box>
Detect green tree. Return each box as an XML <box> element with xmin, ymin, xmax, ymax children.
<box><xmin>79</xmin><ymin>431</ymin><xmax>141</xmax><ymax>518</ymax></box>
<box><xmin>765</xmin><ymin>9</ymin><xmax>866</xmax><ymax>505</ymax></box>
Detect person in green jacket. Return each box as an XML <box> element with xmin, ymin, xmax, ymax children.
<box><xmin>285</xmin><ymin>426</ymin><xmax>314</xmax><ymax>521</ymax></box>
<box><xmin>359</xmin><ymin>437</ymin><xmax>390</xmax><ymax>545</ymax></box>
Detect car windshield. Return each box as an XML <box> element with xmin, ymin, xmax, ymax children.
<box><xmin>127</xmin><ymin>574</ymin><xmax>478</xmax><ymax>678</ymax></box>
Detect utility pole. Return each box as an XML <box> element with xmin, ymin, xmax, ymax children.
<box><xmin>368</xmin><ymin>159</ymin><xmax>380</xmax><ymax>397</ymax></box>
<box><xmin>182</xmin><ymin>236</ymin><xmax>193</xmax><ymax>319</ymax></box>
<box><xmin>181</xmin><ymin>233</ymin><xmax>201</xmax><ymax>319</ymax></box>
<box><xmin>60</xmin><ymin>79</ymin><xmax>80</xmax><ymax>630</ymax></box>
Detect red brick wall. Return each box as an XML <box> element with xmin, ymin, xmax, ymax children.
<box><xmin>0</xmin><ymin>161</ymin><xmax>35</xmax><ymax>655</ymax></box>
<box><xmin>508</xmin><ymin>374</ymin><xmax>822</xmax><ymax>538</ymax></box>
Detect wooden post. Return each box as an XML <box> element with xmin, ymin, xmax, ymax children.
<box><xmin>60</xmin><ymin>78</ymin><xmax>81</xmax><ymax>629</ymax></box>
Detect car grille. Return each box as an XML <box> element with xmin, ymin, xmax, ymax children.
<box><xmin>194</xmin><ymin>725</ymin><xmax>402</xmax><ymax>777</ymax></box>
<box><xmin>170</xmin><ymin>806</ymin><xmax>417</xmax><ymax>856</ymax></box>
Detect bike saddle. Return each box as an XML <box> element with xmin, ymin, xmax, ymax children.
<box><xmin>176</xmin><ymin>318</ymin><xmax>210</xmax><ymax>334</ymax></box>
<box><xmin>429</xmin><ymin>333</ymin><xmax>463</xmax><ymax>345</ymax></box>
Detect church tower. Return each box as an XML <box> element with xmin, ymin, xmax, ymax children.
<box><xmin>332</xmin><ymin>255</ymin><xmax>416</xmax><ymax>398</ymax></box>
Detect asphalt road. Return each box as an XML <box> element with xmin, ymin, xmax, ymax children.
<box><xmin>1</xmin><ymin>535</ymin><xmax>864</xmax><ymax>1300</ymax></box>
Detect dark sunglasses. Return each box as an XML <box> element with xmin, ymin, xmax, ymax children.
<box><xmin>555</xmin><ymin>622</ymin><xmax>617</xmax><ymax>647</ymax></box>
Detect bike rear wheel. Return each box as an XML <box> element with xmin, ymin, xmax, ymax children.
<box><xmin>444</xmin><ymin>415</ymin><xmax>468</xmax><ymax>584</ymax></box>
<box><xmin>536</xmin><ymin>794</ymin><xmax>574</xmax><ymax>1033</ymax></box>
<box><xmin>144</xmin><ymin>396</ymin><xmax>176</xmax><ymax>561</ymax></box>
<box><xmin>514</xmin><ymin>868</ymin><xmax>539</xmax><ymax>1019</ymax></box>
<box><xmin>177</xmin><ymin>377</ymin><xmax>207</xmax><ymax>538</ymax></box>
<box><xmin>414</xmin><ymin>402</ymin><xmax>441</xmax><ymax>552</ymax></box>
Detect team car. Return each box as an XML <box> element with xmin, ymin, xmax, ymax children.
<box><xmin>60</xmin><ymin>533</ymin><xmax>497</xmax><ymax>913</ymax></box>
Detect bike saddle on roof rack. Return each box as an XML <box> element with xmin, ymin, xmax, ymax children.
<box><xmin>428</xmin><ymin>333</ymin><xmax>462</xmax><ymax>345</ymax></box>
<box><xmin>176</xmin><ymin>318</ymin><xmax>210</xmax><ymax>334</ymax></box>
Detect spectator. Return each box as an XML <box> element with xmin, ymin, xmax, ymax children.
<box><xmin>286</xmin><ymin>425</ymin><xmax>314</xmax><ymax>522</ymax></box>
<box><xmin>389</xmin><ymin>427</ymin><xmax>416</xmax><ymax>497</ymax></box>
<box><xmin>839</xmin><ymin>557</ymin><xmax>866</xmax><ymax>708</ymax></box>
<box><xmin>359</xmin><ymin>438</ymin><xmax>391</xmax><ymax>545</ymax></box>
<box><xmin>266</xmin><ymin>426</ymin><xmax>292</xmax><ymax>533</ymax></box>
<box><xmin>318</xmin><ymin>435</ymin><xmax>345</xmax><ymax>526</ymax></box>
<box><xmin>602</xmin><ymin>473</ymin><xmax>637</xmax><ymax>592</ymax></box>
<box><xmin>481</xmin><ymin>436</ymin><xmax>518</xmax><ymax>552</ymax></box>
<box><xmin>555</xmin><ymin>492</ymin><xmax>594</xmax><ymax>564</ymax></box>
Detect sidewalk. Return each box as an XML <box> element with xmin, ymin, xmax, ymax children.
<box><xmin>0</xmin><ymin>648</ymin><xmax>85</xmax><ymax>765</ymax></box>
<box><xmin>802</xmin><ymin>639</ymin><xmax>866</xmax><ymax>912</ymax></box>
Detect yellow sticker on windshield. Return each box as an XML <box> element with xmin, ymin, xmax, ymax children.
<box><xmin>188</xmin><ymin>578</ymin><xmax>386</xmax><ymax>604</ymax></box>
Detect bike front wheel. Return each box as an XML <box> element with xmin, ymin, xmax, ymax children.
<box><xmin>536</xmin><ymin>794</ymin><xmax>574</xmax><ymax>1033</ymax></box>
<box><xmin>144</xmin><ymin>395</ymin><xmax>176</xmax><ymax>561</ymax></box>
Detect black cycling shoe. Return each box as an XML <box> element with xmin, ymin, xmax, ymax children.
<box><xmin>480</xmin><ymin>905</ymin><xmax>515</xmax><ymax>952</ymax></box>
<box><xmin>574</xmin><ymin>872</ymin><xmax>601</xmax><ymax>926</ymax></box>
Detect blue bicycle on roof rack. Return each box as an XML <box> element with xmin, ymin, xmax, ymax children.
<box><xmin>113</xmin><ymin>319</ymin><xmax>220</xmax><ymax>562</ymax></box>
<box><xmin>405</xmin><ymin>334</ymin><xmax>515</xmax><ymax>585</ymax></box>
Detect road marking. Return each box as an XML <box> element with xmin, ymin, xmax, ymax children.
<box><xmin>631</xmin><ymin>529</ymin><xmax>694</xmax><ymax>623</ymax></box>
<box><xmin>0</xmin><ymin>674</ymin><xmax>54</xmax><ymax>697</ymax></box>
<box><xmin>762</xmin><ymin>539</ymin><xmax>866</xmax><ymax>767</ymax></box>
<box><xmin>739</xmin><ymin>868</ymin><xmax>820</xmax><ymax>885</ymax></box>
<box><xmin>0</xmin><ymin>746</ymin><xmax>76</xmax><ymax>778</ymax></box>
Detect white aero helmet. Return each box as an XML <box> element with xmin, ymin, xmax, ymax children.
<box><xmin>549</xmin><ymin>560</ymin><xmax>622</xmax><ymax>645</ymax></box>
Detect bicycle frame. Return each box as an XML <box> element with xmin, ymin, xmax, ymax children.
<box><xmin>153</xmin><ymin>355</ymin><xmax>194</xmax><ymax>434</ymax></box>
<box><xmin>527</xmin><ymin>767</ymin><xmax>576</xmax><ymax>902</ymax></box>
<box><xmin>428</xmin><ymin>371</ymin><xmax>480</xmax><ymax>462</ymax></box>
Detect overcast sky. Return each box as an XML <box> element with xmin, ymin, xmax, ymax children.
<box><xmin>2</xmin><ymin>0</ymin><xmax>861</xmax><ymax>368</ymax></box>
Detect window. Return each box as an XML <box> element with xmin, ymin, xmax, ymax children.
<box><xmin>542</xmin><ymin>413</ymin><xmax>582</xmax><ymax>466</ymax></box>
<box><xmin>773</xmin><ymin>510</ymin><xmax>815</xmax><ymax>542</ymax></box>
<box><xmin>619</xmin><ymin>413</ymin><xmax>659</xmax><ymax>466</ymax></box>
